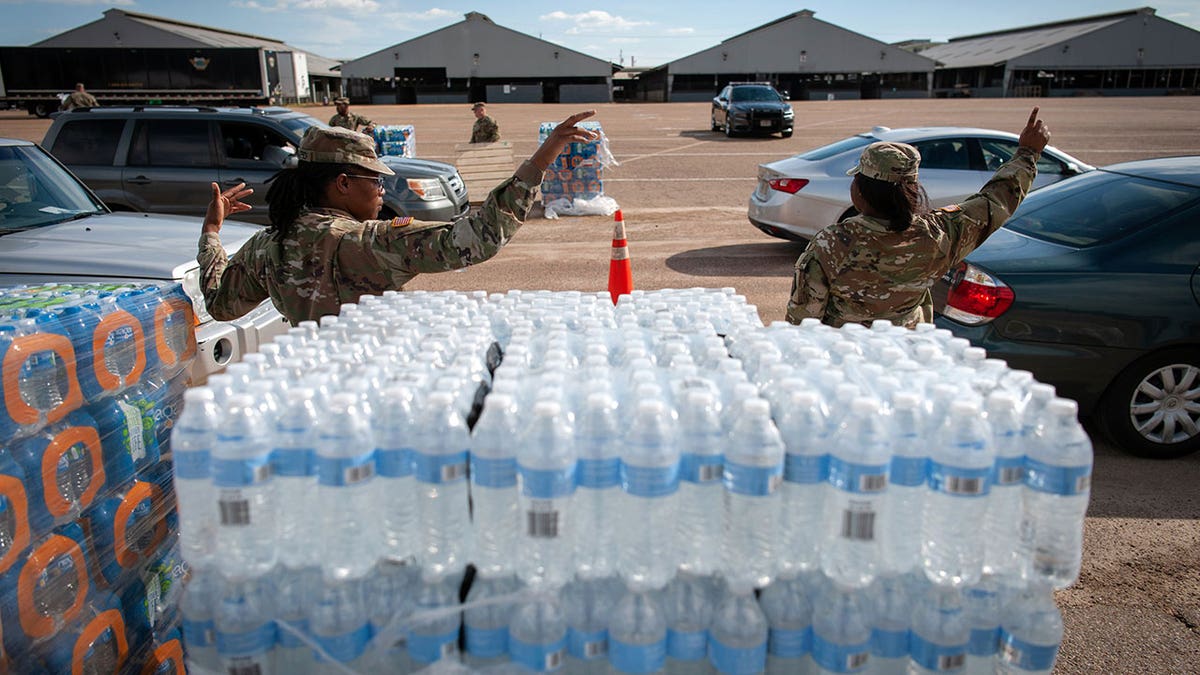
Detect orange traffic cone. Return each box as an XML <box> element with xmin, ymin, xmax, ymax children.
<box><xmin>608</xmin><ymin>209</ymin><xmax>634</xmax><ymax>305</ymax></box>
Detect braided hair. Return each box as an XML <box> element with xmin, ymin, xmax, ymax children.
<box><xmin>853</xmin><ymin>173</ymin><xmax>931</xmax><ymax>233</ymax></box>
<box><xmin>265</xmin><ymin>161</ymin><xmax>358</xmax><ymax>241</ymax></box>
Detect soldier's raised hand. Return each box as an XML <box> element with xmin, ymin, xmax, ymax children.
<box><xmin>203</xmin><ymin>182</ymin><xmax>253</xmax><ymax>234</ymax></box>
<box><xmin>1018</xmin><ymin>107</ymin><xmax>1050</xmax><ymax>153</ymax></box>
<box><xmin>531</xmin><ymin>110</ymin><xmax>599</xmax><ymax>171</ymax></box>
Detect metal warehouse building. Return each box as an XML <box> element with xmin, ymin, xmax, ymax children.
<box><xmin>922</xmin><ymin>7</ymin><xmax>1200</xmax><ymax>97</ymax></box>
<box><xmin>339</xmin><ymin>12</ymin><xmax>616</xmax><ymax>105</ymax></box>
<box><xmin>637</xmin><ymin>10</ymin><xmax>938</xmax><ymax>102</ymax></box>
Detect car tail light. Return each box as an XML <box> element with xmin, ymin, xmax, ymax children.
<box><xmin>943</xmin><ymin>262</ymin><xmax>1014</xmax><ymax>325</ymax></box>
<box><xmin>768</xmin><ymin>178</ymin><xmax>809</xmax><ymax>194</ymax></box>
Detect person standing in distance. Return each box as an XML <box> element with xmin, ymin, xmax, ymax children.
<box><xmin>328</xmin><ymin>97</ymin><xmax>375</xmax><ymax>134</ymax></box>
<box><xmin>60</xmin><ymin>83</ymin><xmax>98</xmax><ymax>111</ymax></box>
<box><xmin>197</xmin><ymin>111</ymin><xmax>599</xmax><ymax>325</ymax></box>
<box><xmin>785</xmin><ymin>107</ymin><xmax>1051</xmax><ymax>328</ymax></box>
<box><xmin>469</xmin><ymin>102</ymin><xmax>501</xmax><ymax>143</ymax></box>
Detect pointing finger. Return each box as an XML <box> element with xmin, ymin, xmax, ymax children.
<box><xmin>1027</xmin><ymin>106</ymin><xmax>1040</xmax><ymax>128</ymax></box>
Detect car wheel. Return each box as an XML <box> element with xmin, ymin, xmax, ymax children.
<box><xmin>1098</xmin><ymin>347</ymin><xmax>1200</xmax><ymax>459</ymax></box>
<box><xmin>724</xmin><ymin>118</ymin><xmax>735</xmax><ymax>138</ymax></box>
<box><xmin>781</xmin><ymin>130</ymin><xmax>793</xmax><ymax>138</ymax></box>
<box><xmin>33</xmin><ymin>103</ymin><xmax>50</xmax><ymax>118</ymax></box>
<box><xmin>711</xmin><ymin>114</ymin><xmax>721</xmax><ymax>132</ymax></box>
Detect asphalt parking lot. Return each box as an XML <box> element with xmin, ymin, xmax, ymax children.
<box><xmin>3</xmin><ymin>97</ymin><xmax>1198</xmax><ymax>672</ymax></box>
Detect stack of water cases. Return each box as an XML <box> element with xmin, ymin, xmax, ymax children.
<box><xmin>538</xmin><ymin>121</ymin><xmax>606</xmax><ymax>204</ymax></box>
<box><xmin>174</xmin><ymin>289</ymin><xmax>1090</xmax><ymax>675</ymax></box>
<box><xmin>374</xmin><ymin>125</ymin><xmax>417</xmax><ymax>159</ymax></box>
<box><xmin>0</xmin><ymin>282</ymin><xmax>196</xmax><ymax>674</ymax></box>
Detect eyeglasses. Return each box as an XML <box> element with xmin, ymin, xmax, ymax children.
<box><xmin>343</xmin><ymin>173</ymin><xmax>386</xmax><ymax>189</ymax></box>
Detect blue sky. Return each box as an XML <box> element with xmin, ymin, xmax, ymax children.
<box><xmin>2</xmin><ymin>1</ymin><xmax>1198</xmax><ymax>66</ymax></box>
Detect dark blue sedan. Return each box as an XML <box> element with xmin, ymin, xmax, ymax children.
<box><xmin>935</xmin><ymin>156</ymin><xmax>1200</xmax><ymax>459</ymax></box>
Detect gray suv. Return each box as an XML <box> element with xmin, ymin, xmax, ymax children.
<box><xmin>41</xmin><ymin>106</ymin><xmax>469</xmax><ymax>225</ymax></box>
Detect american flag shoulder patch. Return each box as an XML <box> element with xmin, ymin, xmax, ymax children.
<box><xmin>390</xmin><ymin>216</ymin><xmax>414</xmax><ymax>227</ymax></box>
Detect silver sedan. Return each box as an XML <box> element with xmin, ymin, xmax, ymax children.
<box><xmin>747</xmin><ymin>126</ymin><xmax>1093</xmax><ymax>241</ymax></box>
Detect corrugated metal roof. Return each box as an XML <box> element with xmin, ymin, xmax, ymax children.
<box><xmin>922</xmin><ymin>16</ymin><xmax>1126</xmax><ymax>68</ymax></box>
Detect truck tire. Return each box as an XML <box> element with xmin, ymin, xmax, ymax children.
<box><xmin>31</xmin><ymin>102</ymin><xmax>51</xmax><ymax>118</ymax></box>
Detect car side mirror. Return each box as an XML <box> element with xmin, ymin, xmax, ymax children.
<box><xmin>1062</xmin><ymin>162</ymin><xmax>1079</xmax><ymax>176</ymax></box>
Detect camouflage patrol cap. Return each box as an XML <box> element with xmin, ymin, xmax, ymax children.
<box><xmin>846</xmin><ymin>141</ymin><xmax>921</xmax><ymax>183</ymax></box>
<box><xmin>471</xmin><ymin>102</ymin><xmax>486</xmax><ymax>109</ymax></box>
<box><xmin>333</xmin><ymin>96</ymin><xmax>350</xmax><ymax>105</ymax></box>
<box><xmin>298</xmin><ymin>126</ymin><xmax>394</xmax><ymax>175</ymax></box>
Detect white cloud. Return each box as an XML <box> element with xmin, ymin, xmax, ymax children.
<box><xmin>665</xmin><ymin>27</ymin><xmax>694</xmax><ymax>35</ymax></box>
<box><xmin>231</xmin><ymin>0</ymin><xmax>381</xmax><ymax>13</ymax></box>
<box><xmin>538</xmin><ymin>10</ymin><xmax>649</xmax><ymax>34</ymax></box>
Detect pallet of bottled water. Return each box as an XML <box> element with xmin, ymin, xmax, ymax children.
<box><xmin>0</xmin><ymin>282</ymin><xmax>195</xmax><ymax>673</ymax></box>
<box><xmin>174</xmin><ymin>288</ymin><xmax>1090</xmax><ymax>675</ymax></box>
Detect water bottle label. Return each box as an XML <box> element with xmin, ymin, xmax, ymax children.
<box><xmin>315</xmin><ymin>624</ymin><xmax>371</xmax><ymax>662</ymax></box>
<box><xmin>276</xmin><ymin>619</ymin><xmax>310</xmax><ymax>649</ymax></box>
<box><xmin>520</xmin><ymin>464</ymin><xmax>577</xmax><ymax>499</ymax></box>
<box><xmin>568</xmin><ymin>627</ymin><xmax>607</xmax><ymax>660</ymax></box>
<box><xmin>377</xmin><ymin>447</ymin><xmax>414</xmax><ymax>478</ymax></box>
<box><xmin>1025</xmin><ymin>458</ymin><xmax>1091</xmax><ymax>496</ymax></box>
<box><xmin>317</xmin><ymin>451</ymin><xmax>375</xmax><ymax>487</ymax></box>
<box><xmin>724</xmin><ymin>460</ymin><xmax>784</xmax><ymax>496</ymax></box>
<box><xmin>667</xmin><ymin>628</ymin><xmax>708</xmax><ymax>660</ymax></box>
<box><xmin>175</xmin><ymin>449</ymin><xmax>210</xmax><ymax>480</ymax></box>
<box><xmin>828</xmin><ymin>457</ymin><xmax>888</xmax><ymax>494</ymax></box>
<box><xmin>414</xmin><ymin>450</ymin><xmax>469</xmax><ymax>485</ymax></box>
<box><xmin>812</xmin><ymin>635</ymin><xmax>870</xmax><ymax>673</ymax></box>
<box><xmin>680</xmin><ymin>453</ymin><xmax>723</xmax><ymax>484</ymax></box>
<box><xmin>471</xmin><ymin>456</ymin><xmax>516</xmax><ymax>488</ymax></box>
<box><xmin>215</xmin><ymin>623</ymin><xmax>276</xmax><ymax>657</ymax></box>
<box><xmin>968</xmin><ymin>627</ymin><xmax>999</xmax><ymax>656</ymax></box>
<box><xmin>784</xmin><ymin>453</ymin><xmax>827</xmax><ymax>485</ymax></box>
<box><xmin>577</xmin><ymin>458</ymin><xmax>620</xmax><ymax>489</ymax></box>
<box><xmin>465</xmin><ymin>625</ymin><xmax>508</xmax><ymax>658</ymax></box>
<box><xmin>212</xmin><ymin>454</ymin><xmax>272</xmax><ymax>488</ymax></box>
<box><xmin>221</xmin><ymin>654</ymin><xmax>271</xmax><ymax>675</ymax></box>
<box><xmin>928</xmin><ymin>462</ymin><xmax>991</xmax><ymax>497</ymax></box>
<box><xmin>870</xmin><ymin>627</ymin><xmax>908</xmax><ymax>659</ymax></box>
<box><xmin>768</xmin><ymin>626</ymin><xmax>812</xmax><ymax>658</ymax></box>
<box><xmin>609</xmin><ymin>637</ymin><xmax>665</xmax><ymax>674</ymax></box>
<box><xmin>709</xmin><ymin>638</ymin><xmax>767</xmax><ymax>675</ymax></box>
<box><xmin>839</xmin><ymin>500</ymin><xmax>877</xmax><ymax>542</ymax></box>
<box><xmin>407</xmin><ymin>626</ymin><xmax>460</xmax><ymax>664</ymax></box>
<box><xmin>621</xmin><ymin>462</ymin><xmax>680</xmax><ymax>498</ymax></box>
<box><xmin>998</xmin><ymin>630</ymin><xmax>1059</xmax><ymax>670</ymax></box>
<box><xmin>272</xmin><ymin>448</ymin><xmax>313</xmax><ymax>478</ymax></box>
<box><xmin>510</xmin><ymin>634</ymin><xmax>567</xmax><ymax>672</ymax></box>
<box><xmin>889</xmin><ymin>455</ymin><xmax>927</xmax><ymax>488</ymax></box>
<box><xmin>116</xmin><ymin>399</ymin><xmax>147</xmax><ymax>462</ymax></box>
<box><xmin>182</xmin><ymin>618</ymin><xmax>214</xmax><ymax>648</ymax></box>
<box><xmin>993</xmin><ymin>456</ymin><xmax>1025</xmax><ymax>487</ymax></box>
<box><xmin>910</xmin><ymin>634</ymin><xmax>966</xmax><ymax>670</ymax></box>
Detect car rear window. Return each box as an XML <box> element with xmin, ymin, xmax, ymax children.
<box><xmin>795</xmin><ymin>136</ymin><xmax>874</xmax><ymax>161</ymax></box>
<box><xmin>1004</xmin><ymin>170</ymin><xmax>1200</xmax><ymax>246</ymax></box>
<box><xmin>49</xmin><ymin>119</ymin><xmax>126</xmax><ymax>165</ymax></box>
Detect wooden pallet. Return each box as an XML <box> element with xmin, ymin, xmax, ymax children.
<box><xmin>454</xmin><ymin>141</ymin><xmax>516</xmax><ymax>204</ymax></box>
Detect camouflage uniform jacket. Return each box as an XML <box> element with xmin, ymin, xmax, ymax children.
<box><xmin>786</xmin><ymin>146</ymin><xmax>1039</xmax><ymax>328</ymax></box>
<box><xmin>328</xmin><ymin>113</ymin><xmax>373</xmax><ymax>132</ymax></box>
<box><xmin>470</xmin><ymin>115</ymin><xmax>501</xmax><ymax>143</ymax></box>
<box><xmin>198</xmin><ymin>161</ymin><xmax>543</xmax><ymax>325</ymax></box>
<box><xmin>60</xmin><ymin>91</ymin><xmax>98</xmax><ymax>110</ymax></box>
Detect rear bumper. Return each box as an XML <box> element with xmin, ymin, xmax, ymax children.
<box><xmin>192</xmin><ymin>299</ymin><xmax>288</xmax><ymax>383</ymax></box>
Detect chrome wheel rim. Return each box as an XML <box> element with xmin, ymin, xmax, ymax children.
<box><xmin>1129</xmin><ymin>362</ymin><xmax>1200</xmax><ymax>445</ymax></box>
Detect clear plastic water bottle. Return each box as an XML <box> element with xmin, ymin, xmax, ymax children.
<box><xmin>722</xmin><ymin>398</ymin><xmax>785</xmax><ymax>591</ymax></box>
<box><xmin>709</xmin><ymin>585</ymin><xmax>768</xmax><ymax>675</ymax></box>
<box><xmin>760</xmin><ymin>573</ymin><xmax>814</xmax><ymax>675</ymax></box>
<box><xmin>212</xmin><ymin>394</ymin><xmax>276</xmax><ymax>579</ymax></box>
<box><xmin>365</xmin><ymin>560</ymin><xmax>416</xmax><ymax>673</ymax></box>
<box><xmin>663</xmin><ymin>572</ymin><xmax>716</xmax><ymax>675</ymax></box>
<box><xmin>574</xmin><ymin>393</ymin><xmax>624</xmax><ymax>581</ymax></box>
<box><xmin>822</xmin><ymin>397</ymin><xmax>891</xmax><ymax>589</ymax></box>
<box><xmin>563</xmin><ymin>575</ymin><xmax>621</xmax><ymax>673</ymax></box>
<box><xmin>181</xmin><ymin>568</ymin><xmax>220</xmax><ymax>674</ymax></box>
<box><xmin>171</xmin><ymin>387</ymin><xmax>218</xmax><ymax>570</ymax></box>
<box><xmin>1024</xmin><ymin>399</ymin><xmax>1092</xmax><ymax>589</ymax></box>
<box><xmin>274</xmin><ymin>565</ymin><xmax>319</xmax><ymax>674</ymax></box>
<box><xmin>464</xmin><ymin>572</ymin><xmax>518</xmax><ymax>668</ymax></box>
<box><xmin>407</xmin><ymin>572</ymin><xmax>462</xmax><ymax>667</ymax></box>
<box><xmin>619</xmin><ymin>399</ymin><xmax>681</xmax><ymax>592</ymax></box>
<box><xmin>215</xmin><ymin>575</ymin><xmax>277</xmax><ymax>675</ymax></box>
<box><xmin>310</xmin><ymin>576</ymin><xmax>372</xmax><ymax>671</ymax></box>
<box><xmin>776</xmin><ymin>390</ymin><xmax>828</xmax><ymax>576</ymax></box>
<box><xmin>880</xmin><ymin>392</ymin><xmax>926</xmax><ymax>576</ymax></box>
<box><xmin>518</xmin><ymin>400</ymin><xmax>577</xmax><ymax>589</ymax></box>
<box><xmin>413</xmin><ymin>391</ymin><xmax>473</xmax><ymax>578</ymax></box>
<box><xmin>510</xmin><ymin>593</ymin><xmax>569</xmax><ymax>672</ymax></box>
<box><xmin>812</xmin><ymin>586</ymin><xmax>872</xmax><ymax>675</ymax></box>
<box><xmin>317</xmin><ymin>393</ymin><xmax>379</xmax><ymax>581</ymax></box>
<box><xmin>273</xmin><ymin>388</ymin><xmax>318</xmax><ymax>570</ymax></box>
<box><xmin>675</xmin><ymin>391</ymin><xmax>725</xmax><ymax>578</ymax></box>
<box><xmin>923</xmin><ymin>400</ymin><xmax>993</xmax><ymax>587</ymax></box>
<box><xmin>608</xmin><ymin>589</ymin><xmax>668</xmax><ymax>674</ymax></box>
<box><xmin>984</xmin><ymin>392</ymin><xmax>1026</xmax><ymax>580</ymax></box>
<box><xmin>868</xmin><ymin>574</ymin><xmax>910</xmax><ymax>674</ymax></box>
<box><xmin>909</xmin><ymin>586</ymin><xmax>969</xmax><ymax>674</ymax></box>
<box><xmin>376</xmin><ymin>386</ymin><xmax>418</xmax><ymax>565</ymax></box>
<box><xmin>470</xmin><ymin>393</ymin><xmax>521</xmax><ymax>578</ymax></box>
<box><xmin>963</xmin><ymin>578</ymin><xmax>1001</xmax><ymax>674</ymax></box>
<box><xmin>996</xmin><ymin>583</ymin><xmax>1062</xmax><ymax>675</ymax></box>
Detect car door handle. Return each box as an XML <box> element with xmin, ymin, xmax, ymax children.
<box><xmin>126</xmin><ymin>176</ymin><xmax>152</xmax><ymax>185</ymax></box>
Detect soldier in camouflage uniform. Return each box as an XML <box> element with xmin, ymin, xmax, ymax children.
<box><xmin>786</xmin><ymin>107</ymin><xmax>1051</xmax><ymax>329</ymax></box>
<box><xmin>328</xmin><ymin>97</ymin><xmax>375</xmax><ymax>134</ymax></box>
<box><xmin>59</xmin><ymin>83</ymin><xmax>98</xmax><ymax>111</ymax></box>
<box><xmin>198</xmin><ymin>112</ymin><xmax>598</xmax><ymax>325</ymax></box>
<box><xmin>469</xmin><ymin>102</ymin><xmax>501</xmax><ymax>143</ymax></box>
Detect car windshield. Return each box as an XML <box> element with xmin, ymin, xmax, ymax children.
<box><xmin>0</xmin><ymin>145</ymin><xmax>106</xmax><ymax>233</ymax></box>
<box><xmin>1004</xmin><ymin>169</ymin><xmax>1200</xmax><ymax>247</ymax></box>
<box><xmin>795</xmin><ymin>135</ymin><xmax>875</xmax><ymax>161</ymax></box>
<box><xmin>279</xmin><ymin>115</ymin><xmax>328</xmax><ymax>135</ymax></box>
<box><xmin>731</xmin><ymin>87</ymin><xmax>781</xmax><ymax>102</ymax></box>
